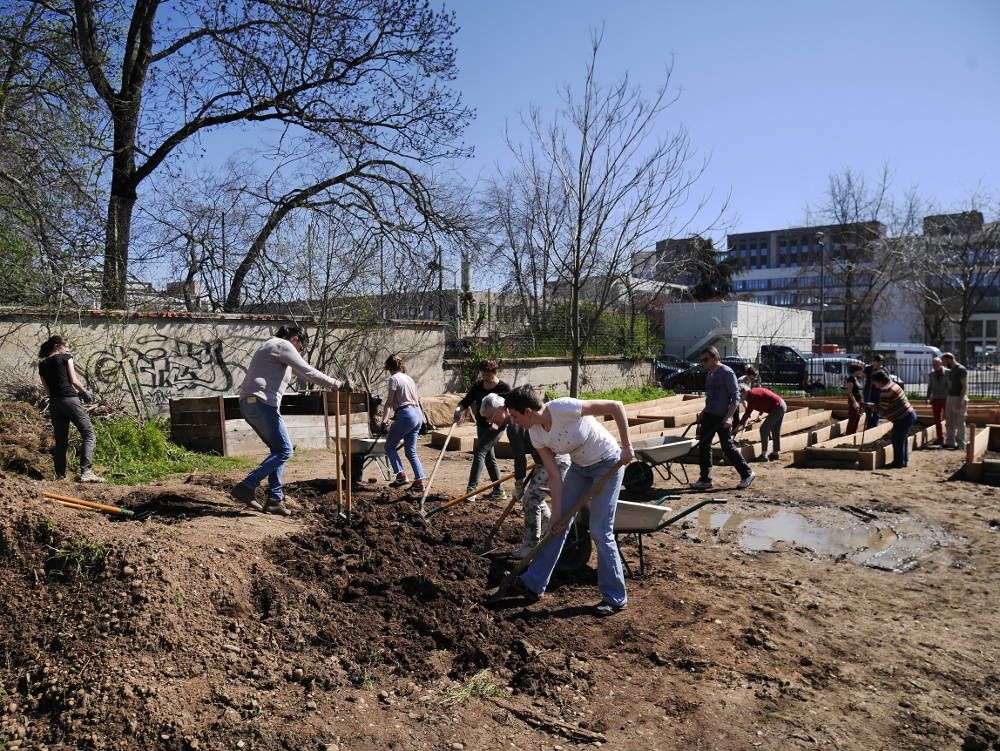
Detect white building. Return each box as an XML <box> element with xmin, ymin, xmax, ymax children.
<box><xmin>663</xmin><ymin>300</ymin><xmax>813</xmax><ymax>360</ymax></box>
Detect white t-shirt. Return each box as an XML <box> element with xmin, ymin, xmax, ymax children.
<box><xmin>528</xmin><ymin>398</ymin><xmax>620</xmax><ymax>467</ymax></box>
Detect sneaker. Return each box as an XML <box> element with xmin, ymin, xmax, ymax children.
<box><xmin>594</xmin><ymin>601</ymin><xmax>626</xmax><ymax>617</ymax></box>
<box><xmin>231</xmin><ymin>482</ymin><xmax>264</xmax><ymax>511</ymax></box>
<box><xmin>409</xmin><ymin>480</ymin><xmax>425</xmax><ymax>494</ymax></box>
<box><xmin>767</xmin><ymin>453</ymin><xmax>780</xmax><ymax>461</ymax></box>
<box><xmin>264</xmin><ymin>500</ymin><xmax>292</xmax><ymax>516</ymax></box>
<box><xmin>389</xmin><ymin>473</ymin><xmax>408</xmax><ymax>488</ymax></box>
<box><xmin>942</xmin><ymin>443</ymin><xmax>957</xmax><ymax>450</ymax></box>
<box><xmin>512</xmin><ymin>544</ymin><xmax>535</xmax><ymax>559</ymax></box>
<box><xmin>465</xmin><ymin>488</ymin><xmax>478</xmax><ymax>503</ymax></box>
<box><xmin>78</xmin><ymin>469</ymin><xmax>104</xmax><ymax>483</ymax></box>
<box><xmin>487</xmin><ymin>487</ymin><xmax>508</xmax><ymax>501</ymax></box>
<box><xmin>689</xmin><ymin>479</ymin><xmax>714</xmax><ymax>490</ymax></box>
<box><xmin>737</xmin><ymin>471</ymin><xmax>756</xmax><ymax>490</ymax></box>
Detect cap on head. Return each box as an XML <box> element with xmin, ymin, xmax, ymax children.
<box><xmin>480</xmin><ymin>392</ymin><xmax>506</xmax><ymax>417</ymax></box>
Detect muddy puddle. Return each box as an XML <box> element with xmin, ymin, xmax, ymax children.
<box><xmin>691</xmin><ymin>504</ymin><xmax>954</xmax><ymax>572</ymax></box>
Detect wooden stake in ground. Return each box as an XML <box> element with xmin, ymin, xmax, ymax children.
<box><xmin>345</xmin><ymin>387</ymin><xmax>353</xmax><ymax>521</ymax></box>
<box><xmin>420</xmin><ymin>420</ymin><xmax>458</xmax><ymax>513</ymax></box>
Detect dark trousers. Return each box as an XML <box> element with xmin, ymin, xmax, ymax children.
<box><xmin>50</xmin><ymin>396</ymin><xmax>95</xmax><ymax>476</ymax></box>
<box><xmin>846</xmin><ymin>402</ymin><xmax>862</xmax><ymax>434</ymax></box>
<box><xmin>891</xmin><ymin>411</ymin><xmax>917</xmax><ymax>466</ymax></box>
<box><xmin>467</xmin><ymin>423</ymin><xmax>504</xmax><ymax>490</ymax></box>
<box><xmin>698</xmin><ymin>412</ymin><xmax>751</xmax><ymax>482</ymax></box>
<box><xmin>865</xmin><ymin>386</ymin><xmax>881</xmax><ymax>428</ymax></box>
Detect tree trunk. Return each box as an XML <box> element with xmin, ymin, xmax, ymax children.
<box><xmin>101</xmin><ymin>105</ymin><xmax>140</xmax><ymax>309</ymax></box>
<box><xmin>569</xmin><ymin>281</ymin><xmax>581</xmax><ymax>397</ymax></box>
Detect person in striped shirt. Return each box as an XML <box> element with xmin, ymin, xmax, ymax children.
<box><xmin>866</xmin><ymin>370</ymin><xmax>917</xmax><ymax>469</ymax></box>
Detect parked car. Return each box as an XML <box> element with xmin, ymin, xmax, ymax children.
<box><xmin>655</xmin><ymin>354</ymin><xmax>694</xmax><ymax>388</ymax></box>
<box><xmin>662</xmin><ymin>357</ymin><xmax>752</xmax><ymax>393</ymax></box>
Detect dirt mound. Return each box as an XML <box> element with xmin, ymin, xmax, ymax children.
<box><xmin>0</xmin><ymin>475</ymin><xmax>583</xmax><ymax>750</ymax></box>
<box><xmin>0</xmin><ymin>400</ymin><xmax>53</xmax><ymax>479</ymax></box>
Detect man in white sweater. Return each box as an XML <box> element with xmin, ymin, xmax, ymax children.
<box><xmin>231</xmin><ymin>326</ymin><xmax>346</xmax><ymax>515</ymax></box>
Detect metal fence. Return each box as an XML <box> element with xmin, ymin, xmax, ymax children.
<box><xmin>886</xmin><ymin>357</ymin><xmax>1000</xmax><ymax>399</ymax></box>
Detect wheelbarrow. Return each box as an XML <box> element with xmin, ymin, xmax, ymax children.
<box><xmin>331</xmin><ymin>435</ymin><xmax>400</xmax><ymax>487</ymax></box>
<box><xmin>623</xmin><ymin>433</ymin><xmax>699</xmax><ymax>492</ymax></box>
<box><xmin>486</xmin><ymin>495</ymin><xmax>726</xmax><ymax>586</ymax></box>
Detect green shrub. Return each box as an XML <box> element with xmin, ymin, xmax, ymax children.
<box><xmin>93</xmin><ymin>416</ymin><xmax>249</xmax><ymax>485</ymax></box>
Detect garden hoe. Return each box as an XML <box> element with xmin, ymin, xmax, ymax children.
<box><xmin>490</xmin><ymin>459</ymin><xmax>626</xmax><ymax>597</ymax></box>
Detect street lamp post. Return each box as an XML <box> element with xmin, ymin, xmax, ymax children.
<box><xmin>815</xmin><ymin>231</ymin><xmax>826</xmax><ymax>353</ymax></box>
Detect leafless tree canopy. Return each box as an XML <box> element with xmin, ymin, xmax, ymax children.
<box><xmin>486</xmin><ymin>32</ymin><xmax>720</xmax><ymax>394</ymax></box>
<box><xmin>14</xmin><ymin>0</ymin><xmax>472</xmax><ymax>308</ymax></box>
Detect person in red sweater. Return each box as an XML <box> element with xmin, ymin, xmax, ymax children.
<box><xmin>736</xmin><ymin>384</ymin><xmax>787</xmax><ymax>461</ymax></box>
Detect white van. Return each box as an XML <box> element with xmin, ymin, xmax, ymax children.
<box><xmin>873</xmin><ymin>342</ymin><xmax>942</xmax><ymax>366</ymax></box>
<box><xmin>806</xmin><ymin>356</ymin><xmax>866</xmax><ymax>390</ymax></box>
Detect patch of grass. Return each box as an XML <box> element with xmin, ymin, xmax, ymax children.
<box><xmin>544</xmin><ymin>385</ymin><xmax>674</xmax><ymax>404</ymax></box>
<box><xmin>439</xmin><ymin>670</ymin><xmax>509</xmax><ymax>706</ymax></box>
<box><xmin>93</xmin><ymin>416</ymin><xmax>250</xmax><ymax>485</ymax></box>
<box><xmin>46</xmin><ymin>537</ymin><xmax>107</xmax><ymax>580</ymax></box>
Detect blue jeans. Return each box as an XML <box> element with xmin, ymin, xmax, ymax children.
<box><xmin>891</xmin><ymin>410</ymin><xmax>917</xmax><ymax>466</ymax></box>
<box><xmin>520</xmin><ymin>456</ymin><xmax>627</xmax><ymax>608</ymax></box>
<box><xmin>386</xmin><ymin>406</ymin><xmax>425</xmax><ymax>479</ymax></box>
<box><xmin>865</xmin><ymin>385</ymin><xmax>881</xmax><ymax>428</ymax></box>
<box><xmin>240</xmin><ymin>398</ymin><xmax>293</xmax><ymax>501</ymax></box>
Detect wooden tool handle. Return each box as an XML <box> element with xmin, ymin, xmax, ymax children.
<box><xmin>427</xmin><ymin>463</ymin><xmax>538</xmax><ymax>517</ymax></box>
<box><xmin>43</xmin><ymin>492</ymin><xmax>133</xmax><ymax>517</ymax></box>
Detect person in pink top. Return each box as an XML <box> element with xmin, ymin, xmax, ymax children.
<box><xmin>377</xmin><ymin>354</ymin><xmax>426</xmax><ymax>492</ymax></box>
<box><xmin>736</xmin><ymin>384</ymin><xmax>786</xmax><ymax>461</ymax></box>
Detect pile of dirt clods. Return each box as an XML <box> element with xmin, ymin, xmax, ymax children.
<box><xmin>0</xmin><ymin>478</ymin><xmax>579</xmax><ymax>750</ymax></box>
<box><xmin>0</xmin><ymin>400</ymin><xmax>53</xmax><ymax>478</ymax></box>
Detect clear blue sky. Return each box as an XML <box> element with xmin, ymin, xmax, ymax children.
<box><xmin>449</xmin><ymin>0</ymin><xmax>1000</xmax><ymax>236</ymax></box>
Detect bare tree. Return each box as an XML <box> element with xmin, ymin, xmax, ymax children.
<box><xmin>21</xmin><ymin>0</ymin><xmax>471</xmax><ymax>308</ymax></box>
<box><xmin>489</xmin><ymin>32</ymin><xmax>718</xmax><ymax>395</ymax></box>
<box><xmin>0</xmin><ymin>2</ymin><xmax>105</xmax><ymax>305</ymax></box>
<box><xmin>800</xmin><ymin>165</ymin><xmax>924</xmax><ymax>353</ymax></box>
<box><xmin>910</xmin><ymin>194</ymin><xmax>1000</xmax><ymax>361</ymax></box>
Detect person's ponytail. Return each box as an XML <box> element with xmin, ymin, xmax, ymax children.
<box><xmin>39</xmin><ymin>335</ymin><xmax>65</xmax><ymax>359</ymax></box>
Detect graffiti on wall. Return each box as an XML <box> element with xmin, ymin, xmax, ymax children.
<box><xmin>86</xmin><ymin>335</ymin><xmax>246</xmax><ymax>409</ymax></box>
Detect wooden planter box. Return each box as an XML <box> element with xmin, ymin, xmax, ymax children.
<box><xmin>962</xmin><ymin>425</ymin><xmax>1000</xmax><ymax>482</ymax></box>
<box><xmin>793</xmin><ymin>419</ymin><xmax>935</xmax><ymax>470</ymax></box>
<box><xmin>169</xmin><ymin>391</ymin><xmax>370</xmax><ymax>457</ymax></box>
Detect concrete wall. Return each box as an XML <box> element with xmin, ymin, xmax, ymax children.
<box><xmin>443</xmin><ymin>356</ymin><xmax>654</xmax><ymax>395</ymax></box>
<box><xmin>0</xmin><ymin>311</ymin><xmax>445</xmax><ymax>414</ymax></box>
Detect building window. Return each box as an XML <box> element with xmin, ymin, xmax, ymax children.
<box><xmin>987</xmin><ymin>319</ymin><xmax>998</xmax><ymax>340</ymax></box>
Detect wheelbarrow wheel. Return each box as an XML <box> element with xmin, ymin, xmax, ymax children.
<box><xmin>623</xmin><ymin>461</ymin><xmax>654</xmax><ymax>493</ymax></box>
<box><xmin>555</xmin><ymin>508</ymin><xmax>592</xmax><ymax>573</ymax></box>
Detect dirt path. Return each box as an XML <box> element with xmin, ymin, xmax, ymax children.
<box><xmin>0</xmin><ymin>439</ymin><xmax>997</xmax><ymax>750</ymax></box>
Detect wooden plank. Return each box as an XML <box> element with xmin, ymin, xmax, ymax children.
<box><xmin>171</xmin><ymin>410</ymin><xmax>227</xmax><ymax>427</ymax></box>
<box><xmin>810</xmin><ymin>418</ymin><xmax>853</xmax><ymax>445</ymax></box>
<box><xmin>859</xmin><ymin>424</ymin><xmax>936</xmax><ymax>470</ymax></box>
<box><xmin>172</xmin><ymin>424</ymin><xmax>223</xmax><ymax>439</ymax></box>
<box><xmin>809</xmin><ymin>421</ymin><xmax>893</xmax><ymax>450</ymax></box>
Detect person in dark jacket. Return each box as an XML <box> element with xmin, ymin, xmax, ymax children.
<box><xmin>37</xmin><ymin>335</ymin><xmax>102</xmax><ymax>482</ymax></box>
<box><xmin>863</xmin><ymin>354</ymin><xmax>885</xmax><ymax>429</ymax></box>
<box><xmin>454</xmin><ymin>359</ymin><xmax>510</xmax><ymax>501</ymax></box>
<box><xmin>845</xmin><ymin>363</ymin><xmax>865</xmax><ymax>434</ymax></box>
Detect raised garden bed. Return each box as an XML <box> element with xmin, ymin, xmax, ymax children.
<box><xmin>794</xmin><ymin>419</ymin><xmax>936</xmax><ymax>470</ymax></box>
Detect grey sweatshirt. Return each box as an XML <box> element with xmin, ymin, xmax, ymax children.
<box><xmin>927</xmin><ymin>367</ymin><xmax>950</xmax><ymax>400</ymax></box>
<box><xmin>238</xmin><ymin>337</ymin><xmax>342</xmax><ymax>407</ymax></box>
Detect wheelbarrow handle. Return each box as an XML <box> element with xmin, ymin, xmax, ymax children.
<box><xmin>653</xmin><ymin>497</ymin><xmax>726</xmax><ymax>533</ymax></box>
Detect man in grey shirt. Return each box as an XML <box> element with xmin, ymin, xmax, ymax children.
<box><xmin>232</xmin><ymin>325</ymin><xmax>347</xmax><ymax>515</ymax></box>
<box><xmin>690</xmin><ymin>346</ymin><xmax>755</xmax><ymax>490</ymax></box>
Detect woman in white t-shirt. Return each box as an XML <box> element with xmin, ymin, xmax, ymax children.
<box><xmin>494</xmin><ymin>385</ymin><xmax>634</xmax><ymax>617</ymax></box>
<box><xmin>378</xmin><ymin>354</ymin><xmax>426</xmax><ymax>492</ymax></box>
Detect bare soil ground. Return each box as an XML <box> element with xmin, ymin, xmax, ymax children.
<box><xmin>1</xmin><ymin>429</ymin><xmax>998</xmax><ymax>750</ymax></box>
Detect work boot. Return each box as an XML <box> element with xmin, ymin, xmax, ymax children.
<box><xmin>231</xmin><ymin>482</ymin><xmax>264</xmax><ymax>511</ymax></box>
<box><xmin>689</xmin><ymin>479</ymin><xmax>714</xmax><ymax>490</ymax></box>
<box><xmin>264</xmin><ymin>499</ymin><xmax>292</xmax><ymax>516</ymax></box>
<box><xmin>767</xmin><ymin>453</ymin><xmax>780</xmax><ymax>461</ymax></box>
<box><xmin>737</xmin><ymin>471</ymin><xmax>756</xmax><ymax>490</ymax></box>
<box><xmin>487</xmin><ymin>576</ymin><xmax>539</xmax><ymax>606</ymax></box>
<box><xmin>78</xmin><ymin>469</ymin><xmax>104</xmax><ymax>483</ymax></box>
<box><xmin>389</xmin><ymin>472</ymin><xmax>408</xmax><ymax>488</ymax></box>
<box><xmin>409</xmin><ymin>479</ymin><xmax>425</xmax><ymax>494</ymax></box>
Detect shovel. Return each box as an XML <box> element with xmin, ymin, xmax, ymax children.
<box><xmin>419</xmin><ymin>420</ymin><xmax>458</xmax><ymax>513</ymax></box>
<box><xmin>477</xmin><ymin>466</ymin><xmax>538</xmax><ymax>555</ymax></box>
<box><xmin>43</xmin><ymin>491</ymin><xmax>134</xmax><ymax>518</ymax></box>
<box><xmin>493</xmin><ymin>460</ymin><xmax>626</xmax><ymax>594</ymax></box>
<box><xmin>424</xmin><ymin>464</ymin><xmax>537</xmax><ymax>519</ymax></box>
